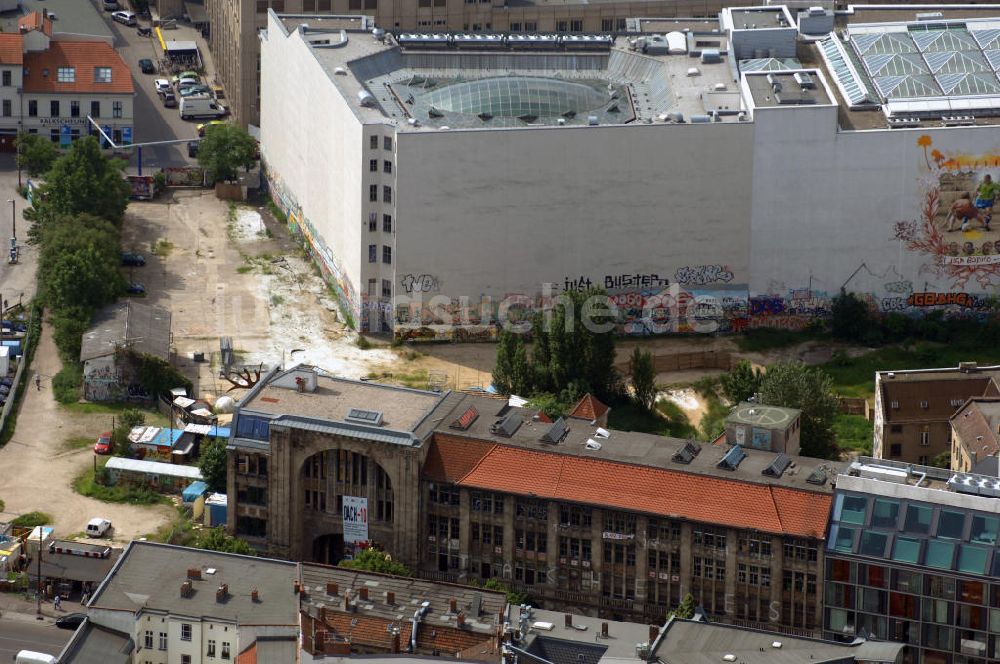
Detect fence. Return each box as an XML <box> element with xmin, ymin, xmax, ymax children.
<box><xmin>627</xmin><ymin>350</ymin><xmax>734</xmax><ymax>374</ymax></box>
<box><xmin>838</xmin><ymin>397</ymin><xmax>871</xmax><ymax>420</ymax></box>
<box><xmin>0</xmin><ymin>307</ymin><xmax>36</xmax><ymax>437</ymax></box>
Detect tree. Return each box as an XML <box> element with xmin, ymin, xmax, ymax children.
<box><xmin>720</xmin><ymin>359</ymin><xmax>762</xmax><ymax>405</ymax></box>
<box><xmin>15</xmin><ymin>132</ymin><xmax>58</xmax><ymax>177</ymax></box>
<box><xmin>197</xmin><ymin>125</ymin><xmax>258</xmax><ymax>184</ymax></box>
<box><xmin>530</xmin><ymin>312</ymin><xmax>552</xmax><ymax>391</ymax></box>
<box><xmin>339</xmin><ymin>547</ymin><xmax>411</xmax><ymax>576</ymax></box>
<box><xmin>30</xmin><ymin>137</ymin><xmax>130</xmax><ymax>227</ymax></box>
<box><xmin>111</xmin><ymin>408</ymin><xmax>145</xmax><ymax>456</ymax></box>
<box><xmin>492</xmin><ymin>328</ymin><xmax>517</xmax><ymax>395</ymax></box>
<box><xmin>757</xmin><ymin>361</ymin><xmax>840</xmax><ymax>460</ymax></box>
<box><xmin>668</xmin><ymin>593</ymin><xmax>696</xmax><ymax>620</ymax></box>
<box><xmin>51</xmin><ymin>306</ymin><xmax>93</xmax><ymax>362</ymax></box>
<box><xmin>195</xmin><ymin>527</ymin><xmax>255</xmax><ymax>555</ymax></box>
<box><xmin>199</xmin><ymin>438</ymin><xmax>228</xmax><ymax>493</ymax></box>
<box><xmin>630</xmin><ymin>347</ymin><xmax>656</xmax><ymax>411</ymax></box>
<box><xmin>831</xmin><ymin>289</ymin><xmax>875</xmax><ymax>343</ymax></box>
<box><xmin>482</xmin><ymin>578</ymin><xmax>529</xmax><ymax>606</ymax></box>
<box><xmin>44</xmin><ymin>245</ymin><xmax>125</xmax><ymax>312</ymax></box>
<box><xmin>930</xmin><ymin>450</ymin><xmax>952</xmax><ymax>469</ymax></box>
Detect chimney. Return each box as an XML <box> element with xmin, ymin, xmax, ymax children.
<box><xmin>564</xmin><ymin>614</ymin><xmax>572</xmax><ymax>628</ymax></box>
<box><xmin>326</xmin><ymin>582</ymin><xmax>339</xmax><ymax>595</ymax></box>
<box><xmin>390</xmin><ymin>631</ymin><xmax>401</xmax><ymax>653</ymax></box>
<box><xmin>386</xmin><ymin>590</ymin><xmax>395</xmax><ymax>605</ymax></box>
<box><xmin>187</xmin><ymin>568</ymin><xmax>202</xmax><ymax>580</ymax></box>
<box><xmin>294</xmin><ymin>579</ymin><xmax>301</xmax><ymax>594</ymax></box>
<box><xmin>601</xmin><ymin>622</ymin><xmax>609</xmax><ymax>638</ymax></box>
<box><xmin>344</xmin><ymin>590</ymin><xmax>352</xmax><ymax>611</ymax></box>
<box><xmin>315</xmin><ymin>629</ymin><xmax>327</xmax><ymax>654</ymax></box>
<box><xmin>180</xmin><ymin>580</ymin><xmax>193</xmax><ymax>598</ymax></box>
<box><xmin>450</xmin><ymin>598</ymin><xmax>458</xmax><ymax>613</ymax></box>
<box><xmin>216</xmin><ymin>583</ymin><xmax>228</xmax><ymax>602</ymax></box>
<box><xmin>251</xmin><ymin>588</ymin><xmax>260</xmax><ymax>602</ymax></box>
<box><xmin>457</xmin><ymin>612</ymin><xmax>466</xmax><ymax>628</ymax></box>
<box><xmin>360</xmin><ymin>586</ymin><xmax>369</xmax><ymax>601</ymax></box>
<box><xmin>649</xmin><ymin>625</ymin><xmax>659</xmax><ymax>642</ymax></box>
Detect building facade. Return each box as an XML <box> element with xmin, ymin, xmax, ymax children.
<box><xmin>262</xmin><ymin>6</ymin><xmax>1000</xmax><ymax>338</ymax></box>
<box><xmin>824</xmin><ymin>458</ymin><xmax>1000</xmax><ymax>664</ymax></box>
<box><xmin>950</xmin><ymin>398</ymin><xmax>1000</xmax><ymax>474</ymax></box>
<box><xmin>228</xmin><ymin>365</ymin><xmax>835</xmax><ymax>633</ymax></box>
<box><xmin>873</xmin><ymin>364</ymin><xmax>1000</xmax><ymax>467</ymax></box>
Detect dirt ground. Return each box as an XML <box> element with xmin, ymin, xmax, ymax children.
<box><xmin>0</xmin><ymin>322</ymin><xmax>175</xmax><ymax>542</ymax></box>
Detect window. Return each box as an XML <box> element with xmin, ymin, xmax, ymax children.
<box><xmin>349</xmin><ymin>0</ymin><xmax>361</xmax><ymax>8</ymax></box>
<box><xmin>49</xmin><ymin>100</ymin><xmax>59</xmax><ymax>117</ymax></box>
<box><xmin>602</xmin><ymin>19</ymin><xmax>614</xmax><ymax>31</ymax></box>
<box><xmin>144</xmin><ymin>631</ymin><xmax>153</xmax><ymax>649</ymax></box>
<box><xmin>937</xmin><ymin>510</ymin><xmax>965</xmax><ymax>539</ymax></box>
<box><xmin>1</xmin><ymin>70</ymin><xmax>9</xmax><ymax>86</ymax></box>
<box><xmin>302</xmin><ymin>0</ymin><xmax>315</xmax><ymax>8</ymax></box>
<box><xmin>1</xmin><ymin>100</ymin><xmax>9</xmax><ymax>117</ymax></box>
<box><xmin>70</xmin><ymin>100</ymin><xmax>79</xmax><ymax>117</ymax></box>
<box><xmin>159</xmin><ymin>632</ymin><xmax>167</xmax><ymax>650</ymax></box>
<box><xmin>892</xmin><ymin>536</ymin><xmax>920</xmax><ymax>563</ymax></box>
<box><xmin>112</xmin><ymin>101</ymin><xmax>122</xmax><ymax>118</ymax></box>
<box><xmin>50</xmin><ymin>128</ymin><xmax>58</xmax><ymax>143</ymax></box>
<box><xmin>181</xmin><ymin>623</ymin><xmax>192</xmax><ymax>641</ymax></box>
<box><xmin>182</xmin><ymin>657</ymin><xmax>191</xmax><ymax>664</ymax></box>
<box><xmin>384</xmin><ymin>160</ymin><xmax>392</xmax><ymax>174</ymax></box>
<box><xmin>235</xmin><ymin>415</ymin><xmax>270</xmax><ymax>441</ymax></box>
<box><xmin>207</xmin><ymin>640</ymin><xmax>216</xmax><ymax>656</ymax></box>
<box><xmin>382</xmin><ymin>185</ymin><xmax>392</xmax><ymax>203</ymax></box>
<box><xmin>570</xmin><ymin>19</ymin><xmax>583</xmax><ymax>31</ymax></box>
<box><xmin>838</xmin><ymin>495</ymin><xmax>867</xmax><ymax>525</ymax></box>
<box><xmin>890</xmin><ymin>400</ymin><xmax>899</xmax><ymax>409</ymax></box>
<box><xmin>890</xmin><ymin>424</ymin><xmax>903</xmax><ymax>433</ymax></box>
<box><xmin>368</xmin><ymin>244</ymin><xmax>376</xmax><ymax>263</ymax></box>
<box><xmin>920</xmin><ymin>430</ymin><xmax>930</xmax><ymax>446</ymax></box>
<box><xmin>318</xmin><ymin>0</ymin><xmax>330</xmax><ymax>9</ymax></box>
<box><xmin>556</xmin><ymin>21</ymin><xmax>567</xmax><ymax>31</ymax></box>
<box><xmin>369</xmin><ymin>159</ymin><xmax>378</xmax><ymax>172</ymax></box>
<box><xmin>871</xmin><ymin>499</ymin><xmax>899</xmax><ymax>528</ymax></box>
<box><xmin>27</xmin><ymin>100</ymin><xmax>37</xmax><ymax>117</ymax></box>
<box><xmin>94</xmin><ymin>67</ymin><xmax>112</xmax><ymax>83</ymax></box>
<box><xmin>971</xmin><ymin>515</ymin><xmax>999</xmax><ymax>545</ymax></box>
<box><xmin>382</xmin><ymin>279</ymin><xmax>391</xmax><ymax>298</ymax></box>
<box><xmin>383</xmin><ymin>136</ymin><xmax>392</xmax><ymax>151</ymax></box>
<box><xmin>90</xmin><ymin>101</ymin><xmax>100</xmax><ymax>117</ymax></box>
<box><xmin>370</xmin><ymin>135</ymin><xmax>379</xmax><ymax>149</ymax></box>
<box><xmin>920</xmin><ymin>401</ymin><xmax>929</xmax><ymax>409</ymax></box>
<box><xmin>859</xmin><ymin>531</ymin><xmax>889</xmax><ymax>557</ymax></box>
<box><xmin>382</xmin><ymin>245</ymin><xmax>391</xmax><ymax>264</ymax></box>
<box><xmin>832</xmin><ymin>525</ymin><xmax>855</xmax><ymax>553</ymax></box>
<box><xmin>369</xmin><ymin>184</ymin><xmax>378</xmax><ymax>202</ymax></box>
<box><xmin>958</xmin><ymin>545</ymin><xmax>990</xmax><ymax>575</ymax></box>
<box><xmin>256</xmin><ymin>0</ymin><xmax>267</xmax><ymax>11</ymax></box>
<box><xmin>924</xmin><ymin>540</ymin><xmax>955</xmax><ymax>569</ymax></box>
<box><xmin>383</xmin><ymin>214</ymin><xmax>392</xmax><ymax>233</ymax></box>
<box><xmin>222</xmin><ymin>642</ymin><xmax>231</xmax><ymax>659</ymax></box>
<box><xmin>889</xmin><ymin>443</ymin><xmax>902</xmax><ymax>457</ymax></box>
<box><xmin>367</xmin><ymin>278</ymin><xmax>376</xmax><ymax>296</ymax></box>
<box><xmin>904</xmin><ymin>504</ymin><xmax>932</xmax><ymax>534</ymax></box>
<box><xmin>368</xmin><ymin>211</ymin><xmax>377</xmax><ymax>232</ymax></box>
<box><xmin>57</xmin><ymin>67</ymin><xmax>75</xmax><ymax>82</ymax></box>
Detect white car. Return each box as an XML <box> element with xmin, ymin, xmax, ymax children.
<box><xmin>86</xmin><ymin>517</ymin><xmax>112</xmax><ymax>538</ymax></box>
<box><xmin>154</xmin><ymin>79</ymin><xmax>171</xmax><ymax>95</ymax></box>
<box><xmin>111</xmin><ymin>10</ymin><xmax>136</xmax><ymax>25</ymax></box>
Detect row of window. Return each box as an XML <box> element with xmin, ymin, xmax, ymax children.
<box><xmin>236</xmin><ymin>453</ymin><xmax>268</xmax><ymax>477</ymax></box>
<box><xmin>827</xmin><ymin>607</ymin><xmax>1000</xmax><ymax>658</ymax></box>
<box><xmin>367</xmin><ymin>244</ymin><xmax>392</xmax><ymax>264</ymax></box>
<box><xmin>368</xmin><ymin>278</ymin><xmax>392</xmax><ymax>299</ymax></box>
<box><xmin>367</xmin><ymin>212</ymin><xmax>392</xmax><ymax>233</ymax></box>
<box><xmin>369</xmin><ymin>159</ymin><xmax>392</xmax><ymax>174</ymax></box>
<box><xmin>19</xmin><ymin>99</ymin><xmax>123</xmax><ymax>118</ymax></box>
<box><xmin>368</xmin><ymin>184</ymin><xmax>392</xmax><ymax>204</ymax></box>
<box><xmin>370</xmin><ymin>135</ymin><xmax>393</xmax><ymax>151</ymax></box>
<box><xmin>142</xmin><ymin>629</ymin><xmax>231</xmax><ymax>658</ymax></box>
<box><xmin>835</xmin><ymin>494</ymin><xmax>999</xmax><ymax>543</ymax></box>
<box><xmin>829</xmin><ymin>560</ymin><xmax>1000</xmax><ymax>608</ymax></box>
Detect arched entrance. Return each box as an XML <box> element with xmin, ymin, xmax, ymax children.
<box><xmin>313</xmin><ymin>533</ymin><xmax>344</xmax><ymax>565</ymax></box>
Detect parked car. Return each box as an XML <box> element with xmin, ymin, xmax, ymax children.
<box><xmin>180</xmin><ymin>85</ymin><xmax>212</xmax><ymax>99</ymax></box>
<box><xmin>197</xmin><ymin>120</ymin><xmax>226</xmax><ymax>136</ymax></box>
<box><xmin>121</xmin><ymin>252</ymin><xmax>145</xmax><ymax>266</ymax></box>
<box><xmin>162</xmin><ymin>91</ymin><xmax>177</xmax><ymax>108</ymax></box>
<box><xmin>138</xmin><ymin>58</ymin><xmax>154</xmax><ymax>74</ymax></box>
<box><xmin>55</xmin><ymin>613</ymin><xmax>87</xmax><ymax>630</ymax></box>
<box><xmin>175</xmin><ymin>77</ymin><xmax>199</xmax><ymax>91</ymax></box>
<box><xmin>86</xmin><ymin>518</ymin><xmax>112</xmax><ymax>538</ymax></box>
<box><xmin>171</xmin><ymin>70</ymin><xmax>200</xmax><ymax>83</ymax></box>
<box><xmin>137</xmin><ymin>26</ymin><xmax>151</xmax><ymax>37</ymax></box>
<box><xmin>111</xmin><ymin>11</ymin><xmax>136</xmax><ymax>26</ymax></box>
<box><xmin>154</xmin><ymin>78</ymin><xmax>171</xmax><ymax>94</ymax></box>
<box><xmin>126</xmin><ymin>282</ymin><xmax>146</xmax><ymax>295</ymax></box>
<box><xmin>180</xmin><ymin>98</ymin><xmax>227</xmax><ymax>121</ymax></box>
<box><xmin>102</xmin><ymin>0</ymin><xmax>119</xmax><ymax>10</ymax></box>
<box><xmin>94</xmin><ymin>432</ymin><xmax>112</xmax><ymax>455</ymax></box>
<box><xmin>187</xmin><ymin>141</ymin><xmax>199</xmax><ymax>158</ymax></box>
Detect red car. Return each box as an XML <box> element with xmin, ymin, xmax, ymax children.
<box><xmin>94</xmin><ymin>432</ymin><xmax>112</xmax><ymax>455</ymax></box>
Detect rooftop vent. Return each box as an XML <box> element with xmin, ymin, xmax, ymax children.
<box><xmin>806</xmin><ymin>467</ymin><xmax>827</xmax><ymax>485</ymax></box>
<box><xmin>916</xmin><ymin>11</ymin><xmax>944</xmax><ymax>21</ymax></box>
<box><xmin>333</xmin><ymin>66</ymin><xmax>347</xmax><ymax>75</ymax></box>
<box><xmin>585</xmin><ymin>439</ymin><xmax>602</xmax><ymax>450</ymax></box>
<box><xmin>449</xmin><ymin>405</ymin><xmax>479</xmax><ymax>431</ymax></box>
<box><xmin>763</xmin><ymin>453</ymin><xmax>791</xmax><ymax>478</ymax></box>
<box><xmin>216</xmin><ymin>583</ymin><xmax>229</xmax><ymax>602</ymax></box>
<box><xmin>717</xmin><ymin>445</ymin><xmax>746</xmax><ymax>471</ymax></box>
<box><xmin>491</xmin><ymin>411</ymin><xmax>522</xmax><ymax>438</ymax></box>
<box><xmin>793</xmin><ymin>72</ymin><xmax>815</xmax><ymax>89</ymax></box>
<box><xmin>346</xmin><ymin>408</ymin><xmax>384</xmax><ymax>426</ymax></box>
<box><xmin>672</xmin><ymin>440</ymin><xmax>702</xmax><ymax>464</ymax></box>
<box><xmin>358</xmin><ymin>90</ymin><xmax>376</xmax><ymax>107</ymax></box>
<box><xmin>540</xmin><ymin>417</ymin><xmax>569</xmax><ymax>444</ymax></box>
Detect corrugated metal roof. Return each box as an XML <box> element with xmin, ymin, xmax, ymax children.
<box><xmin>273</xmin><ymin>415</ymin><xmax>418</xmax><ymax>446</ymax></box>
<box><xmin>106</xmin><ymin>457</ymin><xmax>203</xmax><ymax>479</ymax></box>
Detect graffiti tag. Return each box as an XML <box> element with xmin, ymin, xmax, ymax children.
<box><xmin>883</xmin><ymin>280</ymin><xmax>913</xmax><ymax>294</ymax></box>
<box><xmin>603</xmin><ymin>273</ymin><xmax>670</xmax><ymax>290</ymax></box>
<box><xmin>892</xmin><ymin>220</ymin><xmax>918</xmax><ymax>242</ymax></box>
<box><xmin>881</xmin><ymin>297</ymin><xmax>909</xmax><ymax>312</ymax></box>
<box><xmin>400</xmin><ymin>274</ymin><xmax>439</xmax><ymax>294</ymax></box>
<box><xmin>907</xmin><ymin>292</ymin><xmax>973</xmax><ymax>307</ymax></box>
<box><xmin>674</xmin><ymin>264</ymin><xmax>734</xmax><ymax>286</ymax></box>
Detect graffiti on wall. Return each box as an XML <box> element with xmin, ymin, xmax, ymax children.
<box><xmin>674</xmin><ymin>264</ymin><xmax>735</xmax><ymax>286</ymax></box>
<box><xmin>400</xmin><ymin>274</ymin><xmax>439</xmax><ymax>294</ymax></box>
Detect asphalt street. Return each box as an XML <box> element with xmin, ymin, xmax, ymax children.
<box><xmin>0</xmin><ymin>616</ymin><xmax>72</xmax><ymax>660</ymax></box>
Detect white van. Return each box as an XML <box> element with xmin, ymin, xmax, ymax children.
<box><xmin>86</xmin><ymin>517</ymin><xmax>112</xmax><ymax>537</ymax></box>
<box><xmin>180</xmin><ymin>98</ymin><xmax>227</xmax><ymax>121</ymax></box>
<box><xmin>16</xmin><ymin>651</ymin><xmax>57</xmax><ymax>664</ymax></box>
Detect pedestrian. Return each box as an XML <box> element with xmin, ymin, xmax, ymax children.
<box><xmin>81</xmin><ymin>591</ymin><xmax>89</xmax><ymax>606</ymax></box>
<box><xmin>54</xmin><ymin>594</ymin><xmax>61</xmax><ymax>611</ymax></box>
<box><xmin>975</xmin><ymin>174</ymin><xmax>999</xmax><ymax>231</ymax></box>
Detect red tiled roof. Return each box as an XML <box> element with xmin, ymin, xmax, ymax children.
<box><xmin>535</xmin><ymin>411</ymin><xmax>553</xmax><ymax>424</ymax></box>
<box><xmin>235</xmin><ymin>643</ymin><xmax>256</xmax><ymax>664</ymax></box>
<box><xmin>422</xmin><ymin>434</ymin><xmax>495</xmax><ymax>483</ymax></box>
<box><xmin>454</xmin><ymin>445</ymin><xmax>831</xmax><ymax>538</ymax></box>
<box><xmin>0</xmin><ymin>34</ymin><xmax>23</xmax><ymax>66</ymax></box>
<box><xmin>18</xmin><ymin>12</ymin><xmax>52</xmax><ymax>37</ymax></box>
<box><xmin>23</xmin><ymin>41</ymin><xmax>134</xmax><ymax>94</ymax></box>
<box><xmin>569</xmin><ymin>393</ymin><xmax>609</xmax><ymax>421</ymax></box>
<box><xmin>323</xmin><ymin>611</ymin><xmax>413</xmax><ymax>650</ymax></box>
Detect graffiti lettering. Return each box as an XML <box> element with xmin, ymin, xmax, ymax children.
<box><xmin>749</xmin><ymin>297</ymin><xmax>785</xmax><ymax>316</ymax></box>
<box><xmin>907</xmin><ymin>292</ymin><xmax>973</xmax><ymax>307</ymax></box>
<box><xmin>892</xmin><ymin>219</ymin><xmax>918</xmax><ymax>242</ymax></box>
<box><xmin>884</xmin><ymin>280</ymin><xmax>913</xmax><ymax>294</ymax></box>
<box><xmin>747</xmin><ymin>315</ymin><xmax>812</xmax><ymax>331</ymax></box>
<box><xmin>564</xmin><ymin>275</ymin><xmax>594</xmax><ymax>292</ymax></box>
<box><xmin>400</xmin><ymin>274</ymin><xmax>439</xmax><ymax>294</ymax></box>
<box><xmin>881</xmin><ymin>297</ymin><xmax>909</xmax><ymax>312</ymax></box>
<box><xmin>603</xmin><ymin>273</ymin><xmax>670</xmax><ymax>290</ymax></box>
<box><xmin>674</xmin><ymin>265</ymin><xmax>734</xmax><ymax>286</ymax></box>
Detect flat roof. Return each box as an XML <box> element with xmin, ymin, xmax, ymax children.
<box><xmin>514</xmin><ymin>607</ymin><xmax>655</xmax><ymax>664</ymax></box>
<box><xmin>80</xmin><ymin>301</ymin><xmax>171</xmax><ymax>363</ymax></box>
<box><xmin>745</xmin><ymin>70</ymin><xmax>833</xmax><ymax>107</ymax></box>
<box><xmin>15</xmin><ymin>0</ymin><xmax>113</xmax><ymax>41</ymax></box>
<box><xmin>727</xmin><ymin>401</ymin><xmax>801</xmax><ymax>427</ymax></box>
<box><xmin>59</xmin><ymin>623</ymin><xmax>132</xmax><ymax>664</ymax></box>
<box><xmin>106</xmin><ymin>456</ymin><xmax>203</xmax><ymax>479</ymax></box>
<box><xmin>726</xmin><ymin>7</ymin><xmax>793</xmax><ymax>30</ymax></box>
<box><xmin>90</xmin><ymin>541</ymin><xmax>298</xmax><ymax>625</ymax></box>
<box><xmin>636</xmin><ymin>17</ymin><xmax>723</xmax><ymax>34</ymax></box>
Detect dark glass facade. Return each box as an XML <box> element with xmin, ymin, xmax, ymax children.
<box><xmin>824</xmin><ymin>490</ymin><xmax>1000</xmax><ymax>664</ymax></box>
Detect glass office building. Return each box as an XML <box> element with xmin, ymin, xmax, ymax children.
<box><xmin>824</xmin><ymin>461</ymin><xmax>1000</xmax><ymax>664</ymax></box>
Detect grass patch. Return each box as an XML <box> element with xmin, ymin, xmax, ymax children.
<box><xmin>61</xmin><ymin>435</ymin><xmax>94</xmax><ymax>452</ymax></box>
<box><xmin>144</xmin><ymin>506</ymin><xmax>197</xmax><ymax>546</ymax></box>
<box><xmin>0</xmin><ymin>498</ymin><xmax>5</xmax><ymax>512</ymax></box>
<box><xmin>270</xmin><ymin>293</ymin><xmax>284</xmax><ymax>307</ymax></box>
<box><xmin>833</xmin><ymin>414</ymin><xmax>874</xmax><ymax>455</ymax></box>
<box><xmin>356</xmin><ymin>335</ymin><xmax>372</xmax><ymax>350</ymax></box>
<box><xmin>53</xmin><ymin>362</ymin><xmax>83</xmax><ymax>404</ymax></box>
<box><xmin>610</xmin><ymin>401</ymin><xmax>697</xmax><ymax>439</ymax></box>
<box><xmin>12</xmin><ymin>511</ymin><xmax>51</xmax><ymax>528</ymax></box>
<box><xmin>73</xmin><ymin>461</ymin><xmax>171</xmax><ymax>506</ymax></box>
<box><xmin>736</xmin><ymin>328</ymin><xmax>825</xmax><ymax>353</ymax></box>
<box><xmin>150</xmin><ymin>238</ymin><xmax>174</xmax><ymax>257</ymax></box>
<box><xmin>236</xmin><ymin>265</ymin><xmax>253</xmax><ymax>274</ymax></box>
<box><xmin>366</xmin><ymin>369</ymin><xmax>430</xmax><ymax>390</ymax></box>
<box><xmin>61</xmin><ymin>402</ymin><xmax>168</xmax><ymax>426</ymax></box>
<box><xmin>266</xmin><ymin>199</ymin><xmax>287</xmax><ymax>225</ymax></box>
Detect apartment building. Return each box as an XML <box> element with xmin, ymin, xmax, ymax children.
<box><xmin>824</xmin><ymin>458</ymin><xmax>1000</xmax><ymax>664</ymax></box>
<box><xmin>873</xmin><ymin>364</ymin><xmax>1000</xmax><ymax>466</ymax></box>
<box><xmin>950</xmin><ymin>398</ymin><xmax>1000</xmax><ymax>475</ymax></box>
<box><xmin>229</xmin><ymin>364</ymin><xmax>839</xmax><ymax>633</ymax></box>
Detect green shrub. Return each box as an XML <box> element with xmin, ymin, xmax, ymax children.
<box><xmin>52</xmin><ymin>362</ymin><xmax>83</xmax><ymax>404</ymax></box>
<box><xmin>12</xmin><ymin>511</ymin><xmax>51</xmax><ymax>528</ymax></box>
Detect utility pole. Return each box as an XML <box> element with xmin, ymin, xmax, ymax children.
<box><xmin>36</xmin><ymin>526</ymin><xmax>42</xmax><ymax>619</ymax></box>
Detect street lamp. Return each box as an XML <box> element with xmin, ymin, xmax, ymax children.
<box><xmin>8</xmin><ymin>198</ymin><xmax>15</xmax><ymax>241</ymax></box>
<box><xmin>36</xmin><ymin>526</ymin><xmax>43</xmax><ymax>618</ymax></box>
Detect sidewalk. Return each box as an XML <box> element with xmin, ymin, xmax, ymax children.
<box><xmin>0</xmin><ymin>591</ymin><xmax>64</xmax><ymax>623</ymax></box>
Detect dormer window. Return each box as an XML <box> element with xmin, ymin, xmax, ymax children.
<box><xmin>56</xmin><ymin>67</ymin><xmax>75</xmax><ymax>83</ymax></box>
<box><xmin>94</xmin><ymin>67</ymin><xmax>112</xmax><ymax>83</ymax></box>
